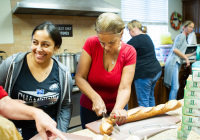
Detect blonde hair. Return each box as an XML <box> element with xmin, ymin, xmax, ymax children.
<box><xmin>95</xmin><ymin>13</ymin><xmax>125</xmax><ymax>34</ymax></box>
<box><xmin>127</xmin><ymin>20</ymin><xmax>147</xmax><ymax>33</ymax></box>
<box><xmin>181</xmin><ymin>20</ymin><xmax>194</xmax><ymax>31</ymax></box>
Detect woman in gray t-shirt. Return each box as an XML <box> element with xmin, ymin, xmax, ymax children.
<box><xmin>164</xmin><ymin>20</ymin><xmax>195</xmax><ymax>100</ymax></box>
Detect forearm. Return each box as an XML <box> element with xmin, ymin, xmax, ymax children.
<box><xmin>113</xmin><ymin>88</ymin><xmax>131</xmax><ymax>110</ymax></box>
<box><xmin>0</xmin><ymin>96</ymin><xmax>40</xmax><ymax>120</ymax></box>
<box><xmin>173</xmin><ymin>49</ymin><xmax>188</xmax><ymax>60</ymax></box>
<box><xmin>113</xmin><ymin>64</ymin><xmax>135</xmax><ymax>110</ymax></box>
<box><xmin>185</xmin><ymin>51</ymin><xmax>196</xmax><ymax>57</ymax></box>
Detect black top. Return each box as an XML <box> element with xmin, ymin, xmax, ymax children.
<box><xmin>11</xmin><ymin>56</ymin><xmax>60</xmax><ymax>129</ymax></box>
<box><xmin>127</xmin><ymin>34</ymin><xmax>162</xmax><ymax>80</ymax></box>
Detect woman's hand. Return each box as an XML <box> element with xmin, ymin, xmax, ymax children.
<box><xmin>185</xmin><ymin>57</ymin><xmax>190</xmax><ymax>67</ymax></box>
<box><xmin>34</xmin><ymin>110</ymin><xmax>67</xmax><ymax>140</ymax></box>
<box><xmin>192</xmin><ymin>51</ymin><xmax>197</xmax><ymax>55</ymax></box>
<box><xmin>92</xmin><ymin>95</ymin><xmax>106</xmax><ymax>117</ymax></box>
<box><xmin>110</xmin><ymin>109</ymin><xmax>127</xmax><ymax>125</ymax></box>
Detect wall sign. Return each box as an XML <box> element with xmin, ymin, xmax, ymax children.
<box><xmin>55</xmin><ymin>24</ymin><xmax>72</xmax><ymax>37</ymax></box>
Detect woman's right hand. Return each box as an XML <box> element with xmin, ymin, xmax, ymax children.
<box><xmin>92</xmin><ymin>95</ymin><xmax>106</xmax><ymax>116</ymax></box>
<box><xmin>185</xmin><ymin>57</ymin><xmax>190</xmax><ymax>67</ymax></box>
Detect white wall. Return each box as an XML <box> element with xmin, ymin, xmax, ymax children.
<box><xmin>104</xmin><ymin>0</ymin><xmax>121</xmax><ymax>8</ymax></box>
<box><xmin>104</xmin><ymin>0</ymin><xmax>121</xmax><ymax>16</ymax></box>
<box><xmin>168</xmin><ymin>0</ymin><xmax>182</xmax><ymax>40</ymax></box>
<box><xmin>105</xmin><ymin>0</ymin><xmax>182</xmax><ymax>41</ymax></box>
<box><xmin>0</xmin><ymin>0</ymin><xmax>181</xmax><ymax>44</ymax></box>
<box><xmin>0</xmin><ymin>0</ymin><xmax>14</xmax><ymax>44</ymax></box>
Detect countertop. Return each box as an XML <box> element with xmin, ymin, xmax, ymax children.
<box><xmin>159</xmin><ymin>59</ymin><xmax>196</xmax><ymax>67</ymax></box>
<box><xmin>71</xmin><ymin>100</ymin><xmax>200</xmax><ymax>140</ymax></box>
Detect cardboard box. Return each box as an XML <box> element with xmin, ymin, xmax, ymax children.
<box><xmin>182</xmin><ymin>114</ymin><xmax>200</xmax><ymax>127</ymax></box>
<box><xmin>186</xmin><ymin>77</ymin><xmax>200</xmax><ymax>90</ymax></box>
<box><xmin>184</xmin><ymin>89</ymin><xmax>200</xmax><ymax>99</ymax></box>
<box><xmin>192</xmin><ymin>70</ymin><xmax>200</xmax><ymax>82</ymax></box>
<box><xmin>192</xmin><ymin>61</ymin><xmax>200</xmax><ymax>82</ymax></box>
<box><xmin>181</xmin><ymin>123</ymin><xmax>200</xmax><ymax>135</ymax></box>
<box><xmin>177</xmin><ymin>129</ymin><xmax>188</xmax><ymax>139</ymax></box>
<box><xmin>184</xmin><ymin>98</ymin><xmax>200</xmax><ymax>108</ymax></box>
<box><xmin>182</xmin><ymin>106</ymin><xmax>200</xmax><ymax>117</ymax></box>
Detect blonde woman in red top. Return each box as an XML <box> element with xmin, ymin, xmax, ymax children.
<box><xmin>75</xmin><ymin>13</ymin><xmax>136</xmax><ymax>128</ymax></box>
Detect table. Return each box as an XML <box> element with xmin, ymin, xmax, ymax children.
<box><xmin>72</xmin><ymin>100</ymin><xmax>200</xmax><ymax>140</ymax></box>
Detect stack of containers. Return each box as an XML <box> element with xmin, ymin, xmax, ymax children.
<box><xmin>177</xmin><ymin>61</ymin><xmax>200</xmax><ymax>139</ymax></box>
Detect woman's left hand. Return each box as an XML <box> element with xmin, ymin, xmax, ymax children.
<box><xmin>110</xmin><ymin>109</ymin><xmax>127</xmax><ymax>125</ymax></box>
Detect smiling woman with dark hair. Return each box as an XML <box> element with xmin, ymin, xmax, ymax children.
<box><xmin>31</xmin><ymin>22</ymin><xmax>62</xmax><ymax>49</ymax></box>
<box><xmin>0</xmin><ymin>22</ymin><xmax>72</xmax><ymax>140</ymax></box>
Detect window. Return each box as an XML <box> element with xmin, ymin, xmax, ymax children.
<box><xmin>121</xmin><ymin>0</ymin><xmax>168</xmax><ymax>45</ymax></box>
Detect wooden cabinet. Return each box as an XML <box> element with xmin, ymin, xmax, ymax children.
<box><xmin>154</xmin><ymin>68</ymin><xmax>170</xmax><ymax>105</ymax></box>
<box><xmin>128</xmin><ymin>64</ymin><xmax>192</xmax><ymax>109</ymax></box>
<box><xmin>182</xmin><ymin>0</ymin><xmax>200</xmax><ymax>39</ymax></box>
<box><xmin>128</xmin><ymin>83</ymin><xmax>139</xmax><ymax>109</ymax></box>
<box><xmin>177</xmin><ymin>64</ymin><xmax>192</xmax><ymax>99</ymax></box>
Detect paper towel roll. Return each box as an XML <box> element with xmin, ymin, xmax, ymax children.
<box><xmin>187</xmin><ymin>32</ymin><xmax>197</xmax><ymax>45</ymax></box>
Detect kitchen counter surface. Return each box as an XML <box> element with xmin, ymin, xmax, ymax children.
<box><xmin>71</xmin><ymin>100</ymin><xmax>200</xmax><ymax>140</ymax></box>
<box><xmin>159</xmin><ymin>59</ymin><xmax>196</xmax><ymax>67</ymax></box>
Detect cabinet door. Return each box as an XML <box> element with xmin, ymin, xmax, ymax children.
<box><xmin>177</xmin><ymin>64</ymin><xmax>192</xmax><ymax>99</ymax></box>
<box><xmin>128</xmin><ymin>83</ymin><xmax>139</xmax><ymax>109</ymax></box>
<box><xmin>154</xmin><ymin>75</ymin><xmax>169</xmax><ymax>105</ymax></box>
<box><xmin>182</xmin><ymin>0</ymin><xmax>200</xmax><ymax>38</ymax></box>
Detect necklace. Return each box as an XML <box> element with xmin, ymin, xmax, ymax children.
<box><xmin>37</xmin><ymin>63</ymin><xmax>52</xmax><ymax>77</ymax></box>
<box><xmin>111</xmin><ymin>41</ymin><xmax>122</xmax><ymax>65</ymax></box>
<box><xmin>39</xmin><ymin>71</ymin><xmax>48</xmax><ymax>76</ymax></box>
<box><xmin>112</xmin><ymin>60</ymin><xmax>115</xmax><ymax>65</ymax></box>
<box><xmin>28</xmin><ymin>53</ymin><xmax>52</xmax><ymax>78</ymax></box>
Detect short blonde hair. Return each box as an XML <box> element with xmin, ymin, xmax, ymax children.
<box><xmin>127</xmin><ymin>20</ymin><xmax>147</xmax><ymax>33</ymax></box>
<box><xmin>181</xmin><ymin>20</ymin><xmax>194</xmax><ymax>31</ymax></box>
<box><xmin>95</xmin><ymin>13</ymin><xmax>125</xmax><ymax>34</ymax></box>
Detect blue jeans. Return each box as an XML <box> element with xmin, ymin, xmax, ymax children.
<box><xmin>134</xmin><ymin>71</ymin><xmax>162</xmax><ymax>107</ymax></box>
<box><xmin>169</xmin><ymin>62</ymin><xmax>180</xmax><ymax>100</ymax></box>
